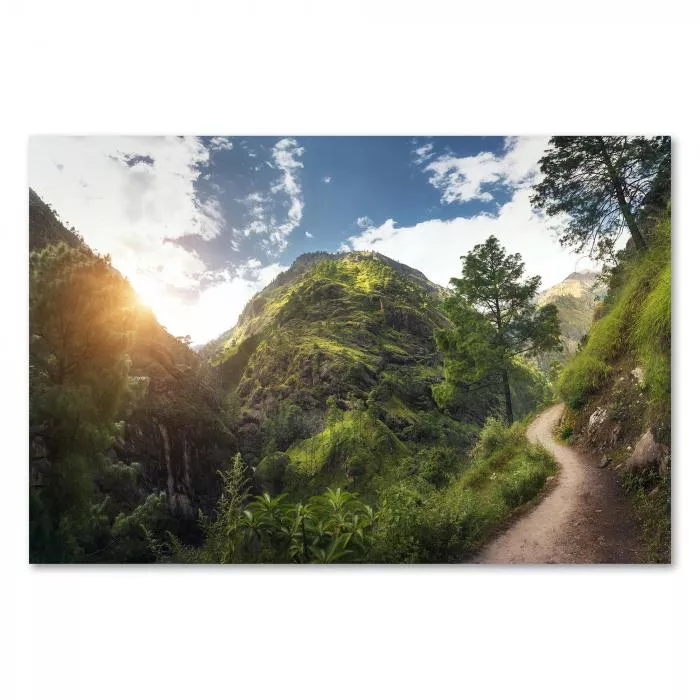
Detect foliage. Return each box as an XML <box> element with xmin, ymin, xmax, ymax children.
<box><xmin>284</xmin><ymin>409</ymin><xmax>409</xmax><ymax>493</ymax></box>
<box><xmin>29</xmin><ymin>242</ymin><xmax>137</xmax><ymax>561</ymax></box>
<box><xmin>370</xmin><ymin>418</ymin><xmax>556</xmax><ymax>562</ymax></box>
<box><xmin>621</xmin><ymin>468</ymin><xmax>671</xmax><ymax>563</ymax></box>
<box><xmin>437</xmin><ymin>235</ymin><xmax>561</xmax><ymax>424</ymax></box>
<box><xmin>108</xmin><ymin>492</ymin><xmax>171</xmax><ymax>563</ymax></box>
<box><xmin>160</xmin><ymin>455</ymin><xmax>376</xmax><ymax>564</ymax></box>
<box><xmin>255</xmin><ymin>452</ymin><xmax>290</xmax><ymax>495</ymax></box>
<box><xmin>558</xmin><ymin>209</ymin><xmax>671</xmax><ymax>419</ymax></box>
<box><xmin>29</xmin><ymin>191</ymin><xmax>238</xmax><ymax>562</ymax></box>
<box><xmin>556</xmin><ymin>410</ymin><xmax>575</xmax><ymax>443</ymax></box>
<box><xmin>531</xmin><ymin>136</ymin><xmax>670</xmax><ymax>258</ymax></box>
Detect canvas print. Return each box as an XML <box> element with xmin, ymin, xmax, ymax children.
<box><xmin>28</xmin><ymin>136</ymin><xmax>671</xmax><ymax>564</ymax></box>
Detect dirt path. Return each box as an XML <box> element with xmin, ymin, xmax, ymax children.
<box><xmin>472</xmin><ymin>403</ymin><xmax>643</xmax><ymax>564</ymax></box>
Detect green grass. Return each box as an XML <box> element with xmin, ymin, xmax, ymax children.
<box><xmin>371</xmin><ymin>417</ymin><xmax>557</xmax><ymax>562</ymax></box>
<box><xmin>621</xmin><ymin>468</ymin><xmax>671</xmax><ymax>563</ymax></box>
<box><xmin>285</xmin><ymin>409</ymin><xmax>409</xmax><ymax>489</ymax></box>
<box><xmin>558</xmin><ymin>210</ymin><xmax>671</xmax><ymax>413</ymax></box>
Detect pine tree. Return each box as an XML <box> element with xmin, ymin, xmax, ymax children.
<box><xmin>439</xmin><ymin>236</ymin><xmax>561</xmax><ymax>425</ymax></box>
<box><xmin>531</xmin><ymin>136</ymin><xmax>670</xmax><ymax>259</ymax></box>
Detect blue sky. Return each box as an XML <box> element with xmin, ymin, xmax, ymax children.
<box><xmin>29</xmin><ymin>135</ymin><xmax>586</xmax><ymax>343</ymax></box>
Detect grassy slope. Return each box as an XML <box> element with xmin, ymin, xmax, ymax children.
<box><xmin>559</xmin><ymin>215</ymin><xmax>670</xmax><ymax>420</ymax></box>
<box><xmin>557</xmin><ymin>210</ymin><xmax>671</xmax><ymax>562</ymax></box>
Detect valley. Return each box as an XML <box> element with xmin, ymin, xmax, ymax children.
<box><xmin>27</xmin><ymin>136</ymin><xmax>671</xmax><ymax>564</ymax></box>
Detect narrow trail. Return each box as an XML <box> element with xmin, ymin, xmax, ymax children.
<box><xmin>472</xmin><ymin>403</ymin><xmax>643</xmax><ymax>564</ymax></box>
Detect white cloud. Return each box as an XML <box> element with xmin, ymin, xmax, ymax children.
<box><xmin>413</xmin><ymin>141</ymin><xmax>434</xmax><ymax>164</ymax></box>
<box><xmin>424</xmin><ymin>136</ymin><xmax>550</xmax><ymax>204</ymax></box>
<box><xmin>269</xmin><ymin>137</ymin><xmax>304</xmax><ymax>251</ymax></box>
<box><xmin>356</xmin><ymin>215</ymin><xmax>374</xmax><ymax>229</ymax></box>
<box><xmin>236</xmin><ymin>138</ymin><xmax>305</xmax><ymax>254</ymax></box>
<box><xmin>28</xmin><ymin>135</ymin><xmax>223</xmax><ymax>296</ymax></box>
<box><xmin>209</xmin><ymin>136</ymin><xmax>234</xmax><ymax>152</ymax></box>
<box><xmin>148</xmin><ymin>260</ymin><xmax>288</xmax><ymax>344</ymax></box>
<box><xmin>322</xmin><ymin>176</ymin><xmax>332</xmax><ymax>184</ymax></box>
<box><xmin>27</xmin><ymin>135</ymin><xmax>294</xmax><ymax>343</ymax></box>
<box><xmin>343</xmin><ymin>187</ymin><xmax>579</xmax><ymax>292</ymax></box>
<box><xmin>305</xmin><ymin>231</ymin><xmax>314</xmax><ymax>238</ymax></box>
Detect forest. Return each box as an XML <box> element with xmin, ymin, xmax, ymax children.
<box><xmin>29</xmin><ymin>135</ymin><xmax>671</xmax><ymax>564</ymax></box>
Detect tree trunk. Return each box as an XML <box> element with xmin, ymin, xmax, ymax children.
<box><xmin>502</xmin><ymin>368</ymin><xmax>514</xmax><ymax>426</ymax></box>
<box><xmin>597</xmin><ymin>137</ymin><xmax>647</xmax><ymax>251</ymax></box>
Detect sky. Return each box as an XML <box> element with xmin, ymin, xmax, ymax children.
<box><xmin>28</xmin><ymin>135</ymin><xmax>593</xmax><ymax>344</ymax></box>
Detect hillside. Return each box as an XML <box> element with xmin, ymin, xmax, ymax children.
<box><xmin>205</xmin><ymin>250</ymin><xmax>478</xmax><ymax>498</ymax></box>
<box><xmin>29</xmin><ymin>190</ymin><xmax>234</xmax><ymax>561</ymax></box>
<box><xmin>557</xmin><ymin>207</ymin><xmax>671</xmax><ymax>562</ymax></box>
<box><xmin>536</xmin><ymin>269</ymin><xmax>604</xmax><ymax>371</ymax></box>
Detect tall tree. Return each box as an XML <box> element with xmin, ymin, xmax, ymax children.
<box><xmin>30</xmin><ymin>242</ymin><xmax>137</xmax><ymax>561</ymax></box>
<box><xmin>531</xmin><ymin>136</ymin><xmax>670</xmax><ymax>259</ymax></box>
<box><xmin>439</xmin><ymin>236</ymin><xmax>561</xmax><ymax>425</ymax></box>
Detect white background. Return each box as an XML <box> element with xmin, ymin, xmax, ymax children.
<box><xmin>1</xmin><ymin>2</ymin><xmax>698</xmax><ymax>699</ymax></box>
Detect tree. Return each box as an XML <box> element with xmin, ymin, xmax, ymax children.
<box><xmin>439</xmin><ymin>236</ymin><xmax>561</xmax><ymax>425</ymax></box>
<box><xmin>29</xmin><ymin>242</ymin><xmax>137</xmax><ymax>561</ymax></box>
<box><xmin>530</xmin><ymin>136</ymin><xmax>670</xmax><ymax>259</ymax></box>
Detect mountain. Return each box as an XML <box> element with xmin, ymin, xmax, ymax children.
<box><xmin>536</xmin><ymin>269</ymin><xmax>605</xmax><ymax>368</ymax></box>
<box><xmin>29</xmin><ymin>189</ymin><xmax>233</xmax><ymax>530</ymax></box>
<box><xmin>203</xmin><ymin>250</ymin><xmax>482</xmax><ymax>497</ymax></box>
<box><xmin>28</xmin><ymin>191</ymin><xmax>562</xmax><ymax>562</ymax></box>
<box><xmin>29</xmin><ymin>188</ymin><xmax>85</xmax><ymax>251</ymax></box>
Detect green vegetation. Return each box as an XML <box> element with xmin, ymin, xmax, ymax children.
<box><xmin>29</xmin><ymin>191</ymin><xmax>233</xmax><ymax>562</ymax></box>
<box><xmin>285</xmin><ymin>408</ymin><xmax>408</xmax><ymax>489</ymax></box>
<box><xmin>436</xmin><ymin>235</ymin><xmax>561</xmax><ymax>425</ymax></box>
<box><xmin>26</xmin><ymin>190</ymin><xmax>579</xmax><ymax>564</ymax></box>
<box><xmin>621</xmin><ymin>468</ymin><xmax>671</xmax><ymax>563</ymax></box>
<box><xmin>554</xmin><ymin>148</ymin><xmax>671</xmax><ymax>563</ymax></box>
<box><xmin>158</xmin><ymin>455</ymin><xmax>377</xmax><ymax>564</ymax></box>
<box><xmin>531</xmin><ymin>136</ymin><xmax>670</xmax><ymax>257</ymax></box>
<box><xmin>558</xmin><ymin>209</ymin><xmax>671</xmax><ymax>418</ymax></box>
<box><xmin>371</xmin><ymin>418</ymin><xmax>556</xmax><ymax>562</ymax></box>
<box><xmin>29</xmin><ymin>242</ymin><xmax>137</xmax><ymax>561</ymax></box>
<box><xmin>155</xmin><ymin>419</ymin><xmax>555</xmax><ymax>564</ymax></box>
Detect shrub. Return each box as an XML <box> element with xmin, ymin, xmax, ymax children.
<box><xmin>255</xmin><ymin>452</ymin><xmax>290</xmax><ymax>495</ymax></box>
<box><xmin>498</xmin><ymin>447</ymin><xmax>552</xmax><ymax>508</ymax></box>
<box><xmin>370</xmin><ymin>418</ymin><xmax>556</xmax><ymax>562</ymax></box>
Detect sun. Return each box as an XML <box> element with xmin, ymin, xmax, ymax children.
<box><xmin>130</xmin><ymin>275</ymin><xmax>186</xmax><ymax>333</ymax></box>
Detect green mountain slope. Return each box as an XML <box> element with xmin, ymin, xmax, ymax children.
<box><xmin>205</xmin><ymin>251</ymin><xmax>481</xmax><ymax>499</ymax></box>
<box><xmin>557</xmin><ymin>208</ymin><xmax>671</xmax><ymax>562</ymax></box>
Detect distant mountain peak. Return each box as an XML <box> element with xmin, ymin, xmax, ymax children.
<box><xmin>564</xmin><ymin>269</ymin><xmax>599</xmax><ymax>282</ymax></box>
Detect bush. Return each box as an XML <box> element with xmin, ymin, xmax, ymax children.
<box><xmin>498</xmin><ymin>448</ymin><xmax>552</xmax><ymax>508</ymax></box>
<box><xmin>558</xmin><ymin>423</ymin><xmax>573</xmax><ymax>442</ymax></box>
<box><xmin>255</xmin><ymin>452</ymin><xmax>290</xmax><ymax>495</ymax></box>
<box><xmin>370</xmin><ymin>418</ymin><xmax>556</xmax><ymax>562</ymax></box>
